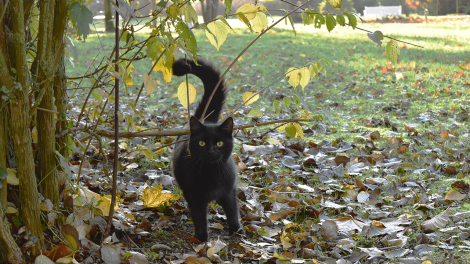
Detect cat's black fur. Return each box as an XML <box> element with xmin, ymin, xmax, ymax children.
<box><xmin>172</xmin><ymin>58</ymin><xmax>242</xmax><ymax>242</ymax></box>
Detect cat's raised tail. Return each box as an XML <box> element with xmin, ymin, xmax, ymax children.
<box><xmin>173</xmin><ymin>58</ymin><xmax>226</xmax><ymax>123</ymax></box>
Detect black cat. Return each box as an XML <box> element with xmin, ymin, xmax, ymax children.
<box><xmin>172</xmin><ymin>58</ymin><xmax>242</xmax><ymax>242</ymax></box>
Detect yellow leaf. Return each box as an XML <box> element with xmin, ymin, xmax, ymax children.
<box><xmin>63</xmin><ymin>233</ymin><xmax>78</xmax><ymax>251</ymax></box>
<box><xmin>265</xmin><ymin>138</ymin><xmax>280</xmax><ymax>144</ymax></box>
<box><xmin>293</xmin><ymin>123</ymin><xmax>304</xmax><ymax>139</ymax></box>
<box><xmin>7</xmin><ymin>169</ymin><xmax>19</xmax><ymax>186</ymax></box>
<box><xmin>140</xmin><ymin>184</ymin><xmax>180</xmax><ymax>208</ymax></box>
<box><xmin>247</xmin><ymin>108</ymin><xmax>263</xmax><ymax>117</ymax></box>
<box><xmin>236</xmin><ymin>4</ymin><xmax>259</xmax><ymax>21</ymax></box>
<box><xmin>273</xmin><ymin>251</ymin><xmax>291</xmax><ymax>260</ymax></box>
<box><xmin>73</xmin><ymin>187</ymin><xmax>119</xmax><ymax>217</ymax></box>
<box><xmin>286</xmin><ymin>67</ymin><xmax>310</xmax><ymax>89</ymax></box>
<box><xmin>326</xmin><ymin>0</ymin><xmax>342</xmax><ymax>8</ymax></box>
<box><xmin>166</xmin><ymin>3</ymin><xmax>179</xmax><ymax>20</ymax></box>
<box><xmin>242</xmin><ymin>92</ymin><xmax>259</xmax><ymax>106</ymax></box>
<box><xmin>252</xmin><ymin>12</ymin><xmax>268</xmax><ymax>33</ymax></box>
<box><xmin>177</xmin><ymin>82</ymin><xmax>197</xmax><ymax>109</ymax></box>
<box><xmin>32</xmin><ymin>127</ymin><xmax>38</xmax><ymax>142</ymax></box>
<box><xmin>153</xmin><ymin>59</ymin><xmax>173</xmax><ymax>84</ymax></box>
<box><xmin>205</xmin><ymin>21</ymin><xmax>229</xmax><ymax>51</ymax></box>
<box><xmin>143</xmin><ymin>73</ymin><xmax>157</xmax><ymax>95</ymax></box>
<box><xmin>6</xmin><ymin>206</ymin><xmax>17</xmax><ymax>214</ymax></box>
<box><xmin>137</xmin><ymin>145</ymin><xmax>155</xmax><ymax>159</ymax></box>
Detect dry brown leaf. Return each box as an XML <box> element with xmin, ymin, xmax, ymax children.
<box><xmin>269</xmin><ymin>209</ymin><xmax>295</xmax><ymax>221</ymax></box>
<box><xmin>355</xmin><ymin>178</ymin><xmax>367</xmax><ymax>191</ymax></box>
<box><xmin>445</xmin><ymin>188</ymin><xmax>467</xmax><ymax>201</ymax></box>
<box><xmin>421</xmin><ymin>208</ymin><xmax>450</xmax><ymax>232</ymax></box>
<box><xmin>451</xmin><ymin>180</ymin><xmax>470</xmax><ymax>190</ymax></box>
<box><xmin>43</xmin><ymin>245</ymin><xmax>74</xmax><ymax>261</ymax></box>
<box><xmin>334</xmin><ymin>155</ymin><xmax>350</xmax><ymax>166</ymax></box>
<box><xmin>370</xmin><ymin>131</ymin><xmax>380</xmax><ymax>140</ymax></box>
<box><xmin>444</xmin><ymin>166</ymin><xmax>458</xmax><ymax>175</ymax></box>
<box><xmin>321</xmin><ymin>220</ymin><xmax>338</xmax><ymax>241</ymax></box>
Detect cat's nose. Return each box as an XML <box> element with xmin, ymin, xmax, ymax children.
<box><xmin>208</xmin><ymin>148</ymin><xmax>215</xmax><ymax>154</ymax></box>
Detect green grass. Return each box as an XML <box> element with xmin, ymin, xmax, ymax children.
<box><xmin>68</xmin><ymin>19</ymin><xmax>470</xmax><ymax>140</ymax></box>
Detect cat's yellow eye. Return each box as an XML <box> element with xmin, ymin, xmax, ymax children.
<box><xmin>217</xmin><ymin>141</ymin><xmax>223</xmax><ymax>147</ymax></box>
<box><xmin>199</xmin><ymin>141</ymin><xmax>205</xmax><ymax>146</ymax></box>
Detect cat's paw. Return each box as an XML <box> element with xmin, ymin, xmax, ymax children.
<box><xmin>229</xmin><ymin>226</ymin><xmax>245</xmax><ymax>236</ymax></box>
<box><xmin>194</xmin><ymin>232</ymin><xmax>208</xmax><ymax>242</ymax></box>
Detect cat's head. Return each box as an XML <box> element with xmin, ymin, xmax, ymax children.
<box><xmin>188</xmin><ymin>117</ymin><xmax>233</xmax><ymax>163</ymax></box>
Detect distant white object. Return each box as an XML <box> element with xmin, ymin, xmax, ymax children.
<box><xmin>363</xmin><ymin>5</ymin><xmax>402</xmax><ymax>20</ymax></box>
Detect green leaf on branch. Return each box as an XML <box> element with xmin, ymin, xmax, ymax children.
<box><xmin>273</xmin><ymin>100</ymin><xmax>281</xmax><ymax>115</ymax></box>
<box><xmin>314</xmin><ymin>13</ymin><xmax>325</xmax><ymax>29</ymax></box>
<box><xmin>367</xmin><ymin>31</ymin><xmax>384</xmax><ymax>46</ymax></box>
<box><xmin>146</xmin><ymin>37</ymin><xmax>164</xmax><ymax>61</ymax></box>
<box><xmin>137</xmin><ymin>145</ymin><xmax>155</xmax><ymax>159</ymax></box>
<box><xmin>386</xmin><ymin>40</ymin><xmax>400</xmax><ymax>65</ymax></box>
<box><xmin>326</xmin><ymin>0</ymin><xmax>342</xmax><ymax>8</ymax></box>
<box><xmin>176</xmin><ymin>22</ymin><xmax>197</xmax><ymax>60</ymax></box>
<box><xmin>166</xmin><ymin>3</ymin><xmax>179</xmax><ymax>20</ymax></box>
<box><xmin>242</xmin><ymin>92</ymin><xmax>259</xmax><ymax>106</ymax></box>
<box><xmin>325</xmin><ymin>14</ymin><xmax>337</xmax><ymax>32</ymax></box>
<box><xmin>343</xmin><ymin>12</ymin><xmax>357</xmax><ymax>29</ymax></box>
<box><xmin>286</xmin><ymin>14</ymin><xmax>296</xmax><ymax>35</ymax></box>
<box><xmin>336</xmin><ymin>14</ymin><xmax>346</xmax><ymax>26</ymax></box>
<box><xmin>224</xmin><ymin>0</ymin><xmax>232</xmax><ymax>16</ymax></box>
<box><xmin>217</xmin><ymin>15</ymin><xmax>234</xmax><ymax>31</ymax></box>
<box><xmin>247</xmin><ymin>108</ymin><xmax>263</xmax><ymax>117</ymax></box>
<box><xmin>285</xmin><ymin>123</ymin><xmax>297</xmax><ymax>138</ymax></box>
<box><xmin>69</xmin><ymin>2</ymin><xmax>93</xmax><ymax>39</ymax></box>
<box><xmin>91</xmin><ymin>91</ymin><xmax>103</xmax><ymax>102</ymax></box>
<box><xmin>309</xmin><ymin>63</ymin><xmax>320</xmax><ymax>79</ymax></box>
<box><xmin>319</xmin><ymin>58</ymin><xmax>331</xmax><ymax>68</ymax></box>
<box><xmin>205</xmin><ymin>21</ymin><xmax>229</xmax><ymax>51</ymax></box>
<box><xmin>177</xmin><ymin>82</ymin><xmax>197</xmax><ymax>109</ymax></box>
<box><xmin>283</xmin><ymin>97</ymin><xmax>291</xmax><ymax>108</ymax></box>
<box><xmin>293</xmin><ymin>94</ymin><xmax>301</xmax><ymax>108</ymax></box>
<box><xmin>236</xmin><ymin>12</ymin><xmax>254</xmax><ymax>32</ymax></box>
<box><xmin>180</xmin><ymin>3</ymin><xmax>198</xmax><ymax>24</ymax></box>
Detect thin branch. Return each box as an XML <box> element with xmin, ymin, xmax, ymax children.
<box><xmin>280</xmin><ymin>0</ymin><xmax>424</xmax><ymax>48</ymax></box>
<box><xmin>94</xmin><ymin>118</ymin><xmax>316</xmax><ymax>139</ymax></box>
<box><xmin>200</xmin><ymin>0</ymin><xmax>314</xmax><ymax>121</ymax></box>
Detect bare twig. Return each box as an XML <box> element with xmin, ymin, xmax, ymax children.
<box><xmin>200</xmin><ymin>0</ymin><xmax>314</xmax><ymax>122</ymax></box>
<box><xmin>94</xmin><ymin>118</ymin><xmax>316</xmax><ymax>139</ymax></box>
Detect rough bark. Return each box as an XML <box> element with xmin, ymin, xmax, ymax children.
<box><xmin>0</xmin><ymin>111</ymin><xmax>6</xmax><ymax>210</ymax></box>
<box><xmin>8</xmin><ymin>0</ymin><xmax>45</xmax><ymax>256</ymax></box>
<box><xmin>36</xmin><ymin>0</ymin><xmax>59</xmax><ymax>209</ymax></box>
<box><xmin>104</xmin><ymin>0</ymin><xmax>114</xmax><ymax>32</ymax></box>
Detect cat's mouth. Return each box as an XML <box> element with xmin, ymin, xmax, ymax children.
<box><xmin>201</xmin><ymin>154</ymin><xmax>224</xmax><ymax>163</ymax></box>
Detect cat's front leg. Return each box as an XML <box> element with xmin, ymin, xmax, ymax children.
<box><xmin>217</xmin><ymin>191</ymin><xmax>242</xmax><ymax>235</ymax></box>
<box><xmin>187</xmin><ymin>200</ymin><xmax>209</xmax><ymax>242</ymax></box>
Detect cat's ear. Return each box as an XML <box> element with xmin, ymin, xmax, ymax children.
<box><xmin>220</xmin><ymin>117</ymin><xmax>233</xmax><ymax>135</ymax></box>
<box><xmin>190</xmin><ymin>116</ymin><xmax>203</xmax><ymax>132</ymax></box>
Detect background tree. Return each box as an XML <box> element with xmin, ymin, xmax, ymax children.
<box><xmin>105</xmin><ymin>0</ymin><xmax>115</xmax><ymax>32</ymax></box>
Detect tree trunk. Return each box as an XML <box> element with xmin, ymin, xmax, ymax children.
<box><xmin>36</xmin><ymin>0</ymin><xmax>59</xmax><ymax>208</ymax></box>
<box><xmin>398</xmin><ymin>0</ymin><xmax>410</xmax><ymax>16</ymax></box>
<box><xmin>105</xmin><ymin>0</ymin><xmax>114</xmax><ymax>32</ymax></box>
<box><xmin>0</xmin><ymin>111</ymin><xmax>6</xmax><ymax>210</ymax></box>
<box><xmin>436</xmin><ymin>0</ymin><xmax>439</xmax><ymax>15</ymax></box>
<box><xmin>201</xmin><ymin>0</ymin><xmax>219</xmax><ymax>23</ymax></box>
<box><xmin>7</xmin><ymin>0</ymin><xmax>45</xmax><ymax>256</ymax></box>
